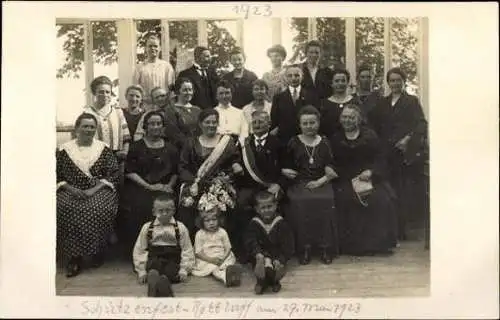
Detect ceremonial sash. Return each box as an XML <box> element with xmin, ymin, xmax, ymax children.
<box><xmin>195</xmin><ymin>134</ymin><xmax>235</xmax><ymax>184</ymax></box>
<box><xmin>241</xmin><ymin>137</ymin><xmax>271</xmax><ymax>187</ymax></box>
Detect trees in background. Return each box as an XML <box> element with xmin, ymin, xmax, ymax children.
<box><xmin>56</xmin><ymin>17</ymin><xmax>418</xmax><ymax>94</ymax></box>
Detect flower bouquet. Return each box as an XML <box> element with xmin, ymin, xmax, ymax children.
<box><xmin>180</xmin><ymin>171</ymin><xmax>237</xmax><ymax>213</ymax></box>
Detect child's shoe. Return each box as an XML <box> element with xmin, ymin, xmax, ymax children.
<box><xmin>147</xmin><ymin>270</ymin><xmax>160</xmax><ymax>297</ymax></box>
<box><xmin>271</xmin><ymin>281</ymin><xmax>282</xmax><ymax>293</ymax></box>
<box><xmin>254</xmin><ymin>281</ymin><xmax>266</xmax><ymax>295</ymax></box>
<box><xmin>225</xmin><ymin>264</ymin><xmax>242</xmax><ymax>287</ymax></box>
<box><xmin>157</xmin><ymin>275</ymin><xmax>174</xmax><ymax>297</ymax></box>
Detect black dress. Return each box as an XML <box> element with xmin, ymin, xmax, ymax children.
<box><xmin>283</xmin><ymin>136</ymin><xmax>338</xmax><ymax>255</ymax></box>
<box><xmin>329</xmin><ymin>127</ymin><xmax>398</xmax><ymax>255</ymax></box>
<box><xmin>117</xmin><ymin>139</ymin><xmax>179</xmax><ymax>253</ymax></box>
<box><xmin>222</xmin><ymin>69</ymin><xmax>258</xmax><ymax>109</ymax></box>
<box><xmin>368</xmin><ymin>92</ymin><xmax>428</xmax><ymax>239</ymax></box>
<box><xmin>319</xmin><ymin>95</ymin><xmax>362</xmax><ymax>138</ymax></box>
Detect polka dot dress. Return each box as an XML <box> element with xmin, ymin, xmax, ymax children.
<box><xmin>56</xmin><ymin>146</ymin><xmax>119</xmax><ymax>259</ymax></box>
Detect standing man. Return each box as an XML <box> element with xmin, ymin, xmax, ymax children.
<box><xmin>133</xmin><ymin>34</ymin><xmax>176</xmax><ymax>111</ymax></box>
<box><xmin>356</xmin><ymin>65</ymin><xmax>382</xmax><ymax>118</ymax></box>
<box><xmin>177</xmin><ymin>46</ymin><xmax>219</xmax><ymax>109</ymax></box>
<box><xmin>270</xmin><ymin>65</ymin><xmax>315</xmax><ymax>152</ymax></box>
<box><xmin>300</xmin><ymin>40</ymin><xmax>333</xmax><ymax>108</ymax></box>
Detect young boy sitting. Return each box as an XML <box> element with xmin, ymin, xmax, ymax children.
<box><xmin>244</xmin><ymin>191</ymin><xmax>295</xmax><ymax>294</ymax></box>
<box><xmin>133</xmin><ymin>192</ymin><xmax>195</xmax><ymax>297</ymax></box>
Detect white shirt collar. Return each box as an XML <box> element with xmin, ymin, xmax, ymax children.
<box><xmin>289</xmin><ymin>85</ymin><xmax>301</xmax><ymax>93</ymax></box>
<box><xmin>254</xmin><ymin>132</ymin><xmax>268</xmax><ymax>141</ymax></box>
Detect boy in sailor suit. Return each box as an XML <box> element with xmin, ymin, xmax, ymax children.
<box><xmin>244</xmin><ymin>191</ymin><xmax>295</xmax><ymax>294</ymax></box>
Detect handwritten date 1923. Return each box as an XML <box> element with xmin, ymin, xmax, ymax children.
<box><xmin>232</xmin><ymin>4</ymin><xmax>272</xmax><ymax>19</ymax></box>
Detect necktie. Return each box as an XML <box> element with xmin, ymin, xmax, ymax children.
<box><xmin>256</xmin><ymin>137</ymin><xmax>265</xmax><ymax>152</ymax></box>
<box><xmin>292</xmin><ymin>87</ymin><xmax>298</xmax><ymax>104</ymax></box>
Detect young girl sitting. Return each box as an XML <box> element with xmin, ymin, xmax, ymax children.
<box><xmin>192</xmin><ymin>207</ymin><xmax>242</xmax><ymax>287</ymax></box>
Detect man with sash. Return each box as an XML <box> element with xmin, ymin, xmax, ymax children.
<box><xmin>234</xmin><ymin>110</ymin><xmax>286</xmax><ymax>263</ymax></box>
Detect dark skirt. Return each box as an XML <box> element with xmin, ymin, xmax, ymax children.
<box><xmin>57</xmin><ymin>188</ymin><xmax>118</xmax><ymax>259</ymax></box>
<box><xmin>285</xmin><ymin>181</ymin><xmax>338</xmax><ymax>253</ymax></box>
<box><xmin>335</xmin><ymin>180</ymin><xmax>398</xmax><ymax>255</ymax></box>
<box><xmin>117</xmin><ymin>180</ymin><xmax>156</xmax><ymax>252</ymax></box>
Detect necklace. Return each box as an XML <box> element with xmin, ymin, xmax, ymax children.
<box><xmin>301</xmin><ymin>135</ymin><xmax>319</xmax><ymax>165</ymax></box>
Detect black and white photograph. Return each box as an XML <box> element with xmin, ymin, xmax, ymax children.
<box><xmin>54</xmin><ymin>13</ymin><xmax>430</xmax><ymax>298</ymax></box>
<box><xmin>1</xmin><ymin>2</ymin><xmax>498</xmax><ymax>319</ymax></box>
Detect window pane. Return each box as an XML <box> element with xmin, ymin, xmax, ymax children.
<box><xmin>391</xmin><ymin>17</ymin><xmax>419</xmax><ymax>95</ymax></box>
<box><xmin>282</xmin><ymin>17</ymin><xmax>308</xmax><ymax>65</ymax></box>
<box><xmin>56</xmin><ymin>22</ymin><xmax>86</xmax><ymax>142</ymax></box>
<box><xmin>355</xmin><ymin>17</ymin><xmax>385</xmax><ymax>92</ymax></box>
<box><xmin>316</xmin><ymin>17</ymin><xmax>345</xmax><ymax>69</ymax></box>
<box><xmin>207</xmin><ymin>20</ymin><xmax>239</xmax><ymax>76</ymax></box>
<box><xmin>91</xmin><ymin>21</ymin><xmax>119</xmax><ymax>102</ymax></box>
<box><xmin>168</xmin><ymin>20</ymin><xmax>198</xmax><ymax>75</ymax></box>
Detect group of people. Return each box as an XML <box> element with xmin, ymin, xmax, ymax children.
<box><xmin>56</xmin><ymin>35</ymin><xmax>429</xmax><ymax>297</ymax></box>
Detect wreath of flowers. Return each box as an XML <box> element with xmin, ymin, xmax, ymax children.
<box><xmin>181</xmin><ymin>172</ymin><xmax>237</xmax><ymax>213</ymax></box>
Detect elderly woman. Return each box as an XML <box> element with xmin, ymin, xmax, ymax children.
<box><xmin>123</xmin><ymin>85</ymin><xmax>145</xmax><ymax>138</ymax></box>
<box><xmin>282</xmin><ymin>105</ymin><xmax>338</xmax><ymax>265</ymax></box>
<box><xmin>319</xmin><ymin>69</ymin><xmax>362</xmax><ymax>138</ymax></box>
<box><xmin>172</xmin><ymin>77</ymin><xmax>202</xmax><ymax>139</ymax></box>
<box><xmin>329</xmin><ymin>104</ymin><xmax>398</xmax><ymax>256</ymax></box>
<box><xmin>118</xmin><ymin>111</ymin><xmax>179</xmax><ymax>256</ymax></box>
<box><xmin>262</xmin><ymin>44</ymin><xmax>287</xmax><ymax>102</ymax></box>
<box><xmin>83</xmin><ymin>75</ymin><xmax>131</xmax><ymax>163</ymax></box>
<box><xmin>178</xmin><ymin>108</ymin><xmax>244</xmax><ymax>240</ymax></box>
<box><xmin>368</xmin><ymin>67</ymin><xmax>428</xmax><ymax>241</ymax></box>
<box><xmin>57</xmin><ymin>113</ymin><xmax>120</xmax><ymax>277</ymax></box>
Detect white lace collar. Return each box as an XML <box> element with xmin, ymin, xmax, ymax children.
<box><xmin>59</xmin><ymin>139</ymin><xmax>106</xmax><ymax>177</ymax></box>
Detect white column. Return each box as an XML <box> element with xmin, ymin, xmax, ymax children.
<box><xmin>117</xmin><ymin>19</ymin><xmax>137</xmax><ymax>104</ymax></box>
<box><xmin>383</xmin><ymin>17</ymin><xmax>392</xmax><ymax>96</ymax></box>
<box><xmin>417</xmin><ymin>17</ymin><xmax>429</xmax><ymax>119</ymax></box>
<box><xmin>83</xmin><ymin>20</ymin><xmax>94</xmax><ymax>106</ymax></box>
<box><xmin>271</xmin><ymin>18</ymin><xmax>282</xmax><ymax>45</ymax></box>
<box><xmin>197</xmin><ymin>20</ymin><xmax>208</xmax><ymax>47</ymax></box>
<box><xmin>236</xmin><ymin>19</ymin><xmax>244</xmax><ymax>47</ymax></box>
<box><xmin>161</xmin><ymin>19</ymin><xmax>170</xmax><ymax>62</ymax></box>
<box><xmin>307</xmin><ymin>18</ymin><xmax>317</xmax><ymax>41</ymax></box>
<box><xmin>345</xmin><ymin>17</ymin><xmax>356</xmax><ymax>91</ymax></box>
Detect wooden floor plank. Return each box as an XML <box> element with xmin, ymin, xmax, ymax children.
<box><xmin>56</xmin><ymin>240</ymin><xmax>429</xmax><ymax>297</ymax></box>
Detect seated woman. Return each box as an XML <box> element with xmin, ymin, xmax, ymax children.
<box><xmin>56</xmin><ymin>113</ymin><xmax>120</xmax><ymax>277</ymax></box>
<box><xmin>178</xmin><ymin>108</ymin><xmax>244</xmax><ymax>240</ymax></box>
<box><xmin>282</xmin><ymin>106</ymin><xmax>338</xmax><ymax>265</ymax></box>
<box><xmin>118</xmin><ymin>111</ymin><xmax>179</xmax><ymax>257</ymax></box>
<box><xmin>122</xmin><ymin>84</ymin><xmax>145</xmax><ymax>139</ymax></box>
<box><xmin>319</xmin><ymin>69</ymin><xmax>361</xmax><ymax>138</ymax></box>
<box><xmin>172</xmin><ymin>77</ymin><xmax>202</xmax><ymax>139</ymax></box>
<box><xmin>329</xmin><ymin>104</ymin><xmax>398</xmax><ymax>256</ymax></box>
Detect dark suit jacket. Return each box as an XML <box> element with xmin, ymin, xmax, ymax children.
<box><xmin>301</xmin><ymin>63</ymin><xmax>333</xmax><ymax>107</ymax></box>
<box><xmin>177</xmin><ymin>65</ymin><xmax>219</xmax><ymax>110</ymax></box>
<box><xmin>239</xmin><ymin>133</ymin><xmax>285</xmax><ymax>189</ymax></box>
<box><xmin>222</xmin><ymin>69</ymin><xmax>258</xmax><ymax>109</ymax></box>
<box><xmin>368</xmin><ymin>92</ymin><xmax>428</xmax><ymax>158</ymax></box>
<box><xmin>270</xmin><ymin>87</ymin><xmax>315</xmax><ymax>148</ymax></box>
